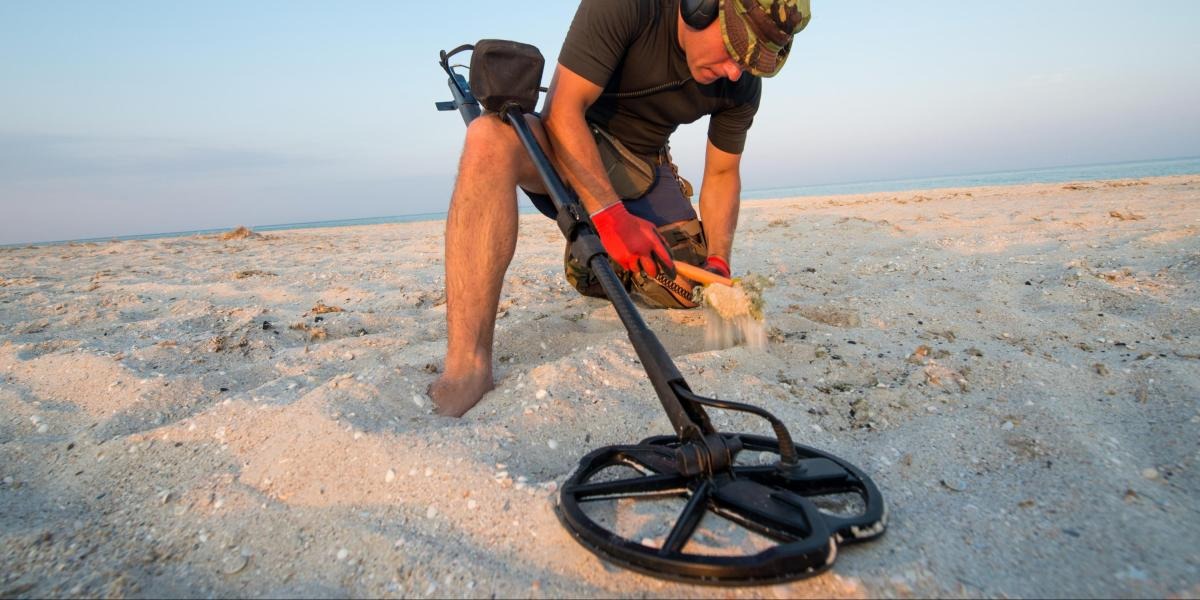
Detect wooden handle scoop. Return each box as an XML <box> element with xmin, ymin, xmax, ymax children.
<box><xmin>675</xmin><ymin>262</ymin><xmax>733</xmax><ymax>288</ymax></box>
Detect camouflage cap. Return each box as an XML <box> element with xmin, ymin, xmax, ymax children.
<box><xmin>720</xmin><ymin>0</ymin><xmax>811</xmax><ymax>77</ymax></box>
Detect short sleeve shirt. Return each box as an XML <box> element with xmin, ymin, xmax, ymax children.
<box><xmin>557</xmin><ymin>0</ymin><xmax>761</xmax><ymax>161</ymax></box>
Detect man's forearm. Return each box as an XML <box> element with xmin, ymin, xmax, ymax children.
<box><xmin>699</xmin><ymin>170</ymin><xmax>741</xmax><ymax>262</ymax></box>
<box><xmin>542</xmin><ymin>105</ymin><xmax>620</xmax><ymax>215</ymax></box>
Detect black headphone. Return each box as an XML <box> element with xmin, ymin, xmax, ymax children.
<box><xmin>680</xmin><ymin>0</ymin><xmax>719</xmax><ymax>30</ymax></box>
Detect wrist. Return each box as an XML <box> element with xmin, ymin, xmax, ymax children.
<box><xmin>589</xmin><ymin>201</ymin><xmax>625</xmax><ymax>219</ymax></box>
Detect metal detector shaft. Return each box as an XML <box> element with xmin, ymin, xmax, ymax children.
<box><xmin>502</xmin><ymin>108</ymin><xmax>714</xmax><ymax>438</ymax></box>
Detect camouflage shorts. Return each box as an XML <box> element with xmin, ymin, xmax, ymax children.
<box><xmin>564</xmin><ymin>218</ymin><xmax>708</xmax><ymax>309</ymax></box>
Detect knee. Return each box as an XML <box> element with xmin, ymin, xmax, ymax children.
<box><xmin>461</xmin><ymin>115</ymin><xmax>523</xmax><ymax>164</ymax></box>
<box><xmin>456</xmin><ymin>113</ymin><xmax>549</xmax><ymax>193</ymax></box>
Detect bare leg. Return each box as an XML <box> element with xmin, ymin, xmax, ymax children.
<box><xmin>430</xmin><ymin>114</ymin><xmax>549</xmax><ymax>417</ymax></box>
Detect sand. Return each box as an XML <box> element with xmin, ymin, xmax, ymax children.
<box><xmin>701</xmin><ymin>274</ymin><xmax>771</xmax><ymax>349</ymax></box>
<box><xmin>1</xmin><ymin>175</ymin><xmax>1198</xmax><ymax>598</ymax></box>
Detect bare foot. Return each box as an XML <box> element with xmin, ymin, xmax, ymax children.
<box><xmin>429</xmin><ymin>366</ymin><xmax>494</xmax><ymax>417</ymax></box>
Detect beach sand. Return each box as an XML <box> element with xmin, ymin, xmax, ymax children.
<box><xmin>2</xmin><ymin>175</ymin><xmax>1198</xmax><ymax>598</ymax></box>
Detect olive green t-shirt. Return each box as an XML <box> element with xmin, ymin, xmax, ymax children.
<box><xmin>558</xmin><ymin>0</ymin><xmax>761</xmax><ymax>162</ymax></box>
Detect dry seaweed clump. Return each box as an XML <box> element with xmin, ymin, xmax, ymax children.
<box><xmin>220</xmin><ymin>226</ymin><xmax>256</xmax><ymax>240</ymax></box>
<box><xmin>233</xmin><ymin>269</ymin><xmax>276</xmax><ymax>279</ymax></box>
<box><xmin>308</xmin><ymin>301</ymin><xmax>344</xmax><ymax>315</ymax></box>
<box><xmin>0</xmin><ymin>277</ymin><xmax>37</xmax><ymax>287</ymax></box>
<box><xmin>289</xmin><ymin>322</ymin><xmax>328</xmax><ymax>342</ymax></box>
<box><xmin>1108</xmin><ymin>209</ymin><xmax>1145</xmax><ymax>221</ymax></box>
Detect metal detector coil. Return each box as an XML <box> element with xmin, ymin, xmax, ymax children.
<box><xmin>435</xmin><ymin>40</ymin><xmax>886</xmax><ymax>585</ymax></box>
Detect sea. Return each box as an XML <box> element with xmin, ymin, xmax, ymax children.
<box><xmin>741</xmin><ymin>156</ymin><xmax>1200</xmax><ymax>201</ymax></box>
<box><xmin>12</xmin><ymin>156</ymin><xmax>1199</xmax><ymax>247</ymax></box>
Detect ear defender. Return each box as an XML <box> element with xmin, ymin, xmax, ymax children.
<box><xmin>680</xmin><ymin>0</ymin><xmax>719</xmax><ymax>30</ymax></box>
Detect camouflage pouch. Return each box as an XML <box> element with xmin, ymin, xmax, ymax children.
<box><xmin>564</xmin><ymin>219</ymin><xmax>708</xmax><ymax>310</ymax></box>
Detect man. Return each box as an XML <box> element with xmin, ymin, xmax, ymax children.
<box><xmin>431</xmin><ymin>0</ymin><xmax>811</xmax><ymax>417</ymax></box>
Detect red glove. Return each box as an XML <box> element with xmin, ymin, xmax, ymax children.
<box><xmin>703</xmin><ymin>256</ymin><xmax>731</xmax><ymax>279</ymax></box>
<box><xmin>590</xmin><ymin>202</ymin><xmax>675</xmax><ymax>278</ymax></box>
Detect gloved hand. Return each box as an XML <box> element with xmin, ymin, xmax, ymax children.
<box><xmin>703</xmin><ymin>255</ymin><xmax>731</xmax><ymax>279</ymax></box>
<box><xmin>590</xmin><ymin>202</ymin><xmax>676</xmax><ymax>278</ymax></box>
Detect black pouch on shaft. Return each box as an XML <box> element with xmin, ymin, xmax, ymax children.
<box><xmin>468</xmin><ymin>40</ymin><xmax>544</xmax><ymax>114</ymax></box>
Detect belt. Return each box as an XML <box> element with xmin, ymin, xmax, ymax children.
<box><xmin>653</xmin><ymin>146</ymin><xmax>671</xmax><ymax>166</ymax></box>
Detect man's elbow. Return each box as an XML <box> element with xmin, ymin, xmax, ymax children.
<box><xmin>705</xmin><ymin>168</ymin><xmax>742</xmax><ymax>185</ymax></box>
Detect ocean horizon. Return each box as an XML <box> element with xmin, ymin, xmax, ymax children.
<box><xmin>9</xmin><ymin>155</ymin><xmax>1199</xmax><ymax>248</ymax></box>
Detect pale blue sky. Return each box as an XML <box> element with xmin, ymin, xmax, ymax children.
<box><xmin>2</xmin><ymin>1</ymin><xmax>1198</xmax><ymax>245</ymax></box>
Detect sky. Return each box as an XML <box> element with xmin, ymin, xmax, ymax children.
<box><xmin>2</xmin><ymin>0</ymin><xmax>1199</xmax><ymax>245</ymax></box>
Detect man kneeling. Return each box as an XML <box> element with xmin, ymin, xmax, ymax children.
<box><xmin>431</xmin><ymin>0</ymin><xmax>811</xmax><ymax>416</ymax></box>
